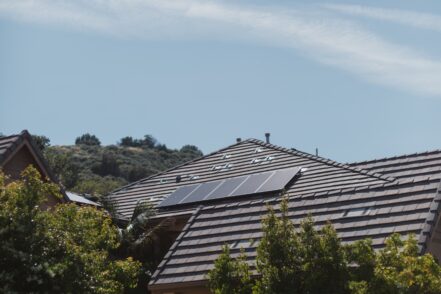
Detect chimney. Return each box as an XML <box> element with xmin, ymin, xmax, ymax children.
<box><xmin>236</xmin><ymin>138</ymin><xmax>242</xmax><ymax>143</ymax></box>
<box><xmin>265</xmin><ymin>133</ymin><xmax>270</xmax><ymax>144</ymax></box>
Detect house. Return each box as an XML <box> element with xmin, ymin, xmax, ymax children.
<box><xmin>0</xmin><ymin>130</ymin><xmax>100</xmax><ymax>207</ymax></box>
<box><xmin>106</xmin><ymin>137</ymin><xmax>441</xmax><ymax>294</ymax></box>
<box><xmin>0</xmin><ymin>130</ymin><xmax>67</xmax><ymax>207</ymax></box>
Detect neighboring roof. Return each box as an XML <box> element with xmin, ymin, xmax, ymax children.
<box><xmin>66</xmin><ymin>191</ymin><xmax>101</xmax><ymax>206</ymax></box>
<box><xmin>0</xmin><ymin>133</ymin><xmax>25</xmax><ymax>166</ymax></box>
<box><xmin>0</xmin><ymin>130</ymin><xmax>58</xmax><ymax>183</ymax></box>
<box><xmin>350</xmin><ymin>150</ymin><xmax>441</xmax><ymax>180</ymax></box>
<box><xmin>108</xmin><ymin>139</ymin><xmax>390</xmax><ymax>218</ymax></box>
<box><xmin>0</xmin><ymin>130</ymin><xmax>69</xmax><ymax>202</ymax></box>
<box><xmin>148</xmin><ymin>145</ymin><xmax>441</xmax><ymax>290</ymax></box>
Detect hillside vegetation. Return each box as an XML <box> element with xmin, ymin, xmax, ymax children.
<box><xmin>36</xmin><ymin>134</ymin><xmax>203</xmax><ymax>198</ymax></box>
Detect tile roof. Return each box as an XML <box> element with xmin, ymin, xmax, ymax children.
<box><xmin>0</xmin><ymin>133</ymin><xmax>23</xmax><ymax>166</ymax></box>
<box><xmin>350</xmin><ymin>150</ymin><xmax>441</xmax><ymax>180</ymax></box>
<box><xmin>146</xmin><ymin>144</ymin><xmax>441</xmax><ymax>289</ymax></box>
<box><xmin>0</xmin><ymin>130</ymin><xmax>69</xmax><ymax>201</ymax></box>
<box><xmin>108</xmin><ymin>139</ymin><xmax>390</xmax><ymax>218</ymax></box>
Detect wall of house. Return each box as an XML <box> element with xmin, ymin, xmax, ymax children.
<box><xmin>2</xmin><ymin>145</ymin><xmax>45</xmax><ymax>181</ymax></box>
<box><xmin>2</xmin><ymin>144</ymin><xmax>62</xmax><ymax>208</ymax></box>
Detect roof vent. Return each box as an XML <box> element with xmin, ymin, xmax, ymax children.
<box><xmin>175</xmin><ymin>175</ymin><xmax>182</xmax><ymax>183</ymax></box>
<box><xmin>212</xmin><ymin>163</ymin><xmax>233</xmax><ymax>171</ymax></box>
<box><xmin>264</xmin><ymin>155</ymin><xmax>274</xmax><ymax>162</ymax></box>
<box><xmin>251</xmin><ymin>158</ymin><xmax>262</xmax><ymax>164</ymax></box>
<box><xmin>222</xmin><ymin>153</ymin><xmax>231</xmax><ymax>159</ymax></box>
<box><xmin>343</xmin><ymin>207</ymin><xmax>372</xmax><ymax>218</ymax></box>
<box><xmin>254</xmin><ymin>147</ymin><xmax>264</xmax><ymax>153</ymax></box>
<box><xmin>265</xmin><ymin>133</ymin><xmax>270</xmax><ymax>144</ymax></box>
<box><xmin>236</xmin><ymin>138</ymin><xmax>242</xmax><ymax>143</ymax></box>
<box><xmin>189</xmin><ymin>175</ymin><xmax>200</xmax><ymax>181</ymax></box>
<box><xmin>211</xmin><ymin>165</ymin><xmax>223</xmax><ymax>171</ymax></box>
<box><xmin>252</xmin><ymin>155</ymin><xmax>275</xmax><ymax>164</ymax></box>
<box><xmin>159</xmin><ymin>179</ymin><xmax>168</xmax><ymax>184</ymax></box>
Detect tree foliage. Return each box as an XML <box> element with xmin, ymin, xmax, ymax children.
<box><xmin>92</xmin><ymin>152</ymin><xmax>121</xmax><ymax>177</ymax></box>
<box><xmin>0</xmin><ymin>167</ymin><xmax>141</xmax><ymax>293</ymax></box>
<box><xmin>31</xmin><ymin>135</ymin><xmax>51</xmax><ymax>151</ymax></box>
<box><xmin>208</xmin><ymin>245</ymin><xmax>253</xmax><ymax>294</ymax></box>
<box><xmin>207</xmin><ymin>196</ymin><xmax>441</xmax><ymax>294</ymax></box>
<box><xmin>44</xmin><ymin>134</ymin><xmax>203</xmax><ymax>197</ymax></box>
<box><xmin>45</xmin><ymin>150</ymin><xmax>80</xmax><ymax>189</ymax></box>
<box><xmin>118</xmin><ymin>135</ymin><xmax>157</xmax><ymax>148</ymax></box>
<box><xmin>114</xmin><ymin>201</ymin><xmax>175</xmax><ymax>293</ymax></box>
<box><xmin>75</xmin><ymin>133</ymin><xmax>101</xmax><ymax>146</ymax></box>
<box><xmin>254</xmin><ymin>198</ymin><xmax>302</xmax><ymax>294</ymax></box>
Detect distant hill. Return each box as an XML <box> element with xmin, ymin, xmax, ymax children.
<box><xmin>38</xmin><ymin>134</ymin><xmax>203</xmax><ymax>198</ymax></box>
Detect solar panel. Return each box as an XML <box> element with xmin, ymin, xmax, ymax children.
<box><xmin>158</xmin><ymin>167</ymin><xmax>301</xmax><ymax>208</ymax></box>
<box><xmin>257</xmin><ymin>167</ymin><xmax>300</xmax><ymax>193</ymax></box>
<box><xmin>231</xmin><ymin>172</ymin><xmax>273</xmax><ymax>197</ymax></box>
<box><xmin>157</xmin><ymin>183</ymin><xmax>200</xmax><ymax>207</ymax></box>
<box><xmin>179</xmin><ymin>180</ymin><xmax>223</xmax><ymax>205</ymax></box>
<box><xmin>209</xmin><ymin>176</ymin><xmax>248</xmax><ymax>200</ymax></box>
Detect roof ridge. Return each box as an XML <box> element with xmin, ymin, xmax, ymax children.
<box><xmin>108</xmin><ymin>139</ymin><xmax>249</xmax><ymax>195</ymax></box>
<box><xmin>0</xmin><ymin>133</ymin><xmax>20</xmax><ymax>140</ymax></box>
<box><xmin>348</xmin><ymin>149</ymin><xmax>441</xmax><ymax>166</ymax></box>
<box><xmin>0</xmin><ymin>133</ymin><xmax>24</xmax><ymax>166</ymax></box>
<box><xmin>247</xmin><ymin>139</ymin><xmax>394</xmax><ymax>182</ymax></box>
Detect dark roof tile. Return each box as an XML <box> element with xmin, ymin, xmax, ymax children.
<box><xmin>139</xmin><ymin>142</ymin><xmax>441</xmax><ymax>288</ymax></box>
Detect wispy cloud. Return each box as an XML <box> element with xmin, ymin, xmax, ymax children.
<box><xmin>324</xmin><ymin>4</ymin><xmax>441</xmax><ymax>32</ymax></box>
<box><xmin>1</xmin><ymin>0</ymin><xmax>441</xmax><ymax>97</ymax></box>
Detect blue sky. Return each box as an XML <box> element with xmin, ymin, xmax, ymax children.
<box><xmin>1</xmin><ymin>0</ymin><xmax>441</xmax><ymax>162</ymax></box>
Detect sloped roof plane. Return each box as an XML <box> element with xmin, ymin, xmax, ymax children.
<box><xmin>147</xmin><ymin>148</ymin><xmax>441</xmax><ymax>290</ymax></box>
<box><xmin>108</xmin><ymin>139</ymin><xmax>391</xmax><ymax>218</ymax></box>
<box><xmin>106</xmin><ymin>139</ymin><xmax>441</xmax><ymax>291</ymax></box>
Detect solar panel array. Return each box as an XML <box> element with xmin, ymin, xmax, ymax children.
<box><xmin>158</xmin><ymin>167</ymin><xmax>301</xmax><ymax>208</ymax></box>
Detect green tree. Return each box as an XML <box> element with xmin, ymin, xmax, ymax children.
<box><xmin>208</xmin><ymin>196</ymin><xmax>441</xmax><ymax>294</ymax></box>
<box><xmin>115</xmin><ymin>201</ymin><xmax>173</xmax><ymax>293</ymax></box>
<box><xmin>180</xmin><ymin>144</ymin><xmax>203</xmax><ymax>157</ymax></box>
<box><xmin>45</xmin><ymin>150</ymin><xmax>80</xmax><ymax>189</ymax></box>
<box><xmin>31</xmin><ymin>135</ymin><xmax>51</xmax><ymax>151</ymax></box>
<box><xmin>298</xmin><ymin>218</ymin><xmax>349</xmax><ymax>294</ymax></box>
<box><xmin>75</xmin><ymin>133</ymin><xmax>101</xmax><ymax>146</ymax></box>
<box><xmin>141</xmin><ymin>135</ymin><xmax>156</xmax><ymax>148</ymax></box>
<box><xmin>126</xmin><ymin>166</ymin><xmax>149</xmax><ymax>182</ymax></box>
<box><xmin>0</xmin><ymin>167</ymin><xmax>140</xmax><ymax>293</ymax></box>
<box><xmin>208</xmin><ymin>245</ymin><xmax>253</xmax><ymax>294</ymax></box>
<box><xmin>92</xmin><ymin>152</ymin><xmax>121</xmax><ymax>177</ymax></box>
<box><xmin>368</xmin><ymin>234</ymin><xmax>441</xmax><ymax>294</ymax></box>
<box><xmin>73</xmin><ymin>177</ymin><xmax>126</xmax><ymax>197</ymax></box>
<box><xmin>119</xmin><ymin>136</ymin><xmax>137</xmax><ymax>147</ymax></box>
<box><xmin>253</xmin><ymin>197</ymin><xmax>302</xmax><ymax>294</ymax></box>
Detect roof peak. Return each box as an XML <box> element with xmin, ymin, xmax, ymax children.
<box><xmin>109</xmin><ymin>137</ymin><xmax>392</xmax><ymax>197</ymax></box>
<box><xmin>245</xmin><ymin>138</ymin><xmax>393</xmax><ymax>182</ymax></box>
